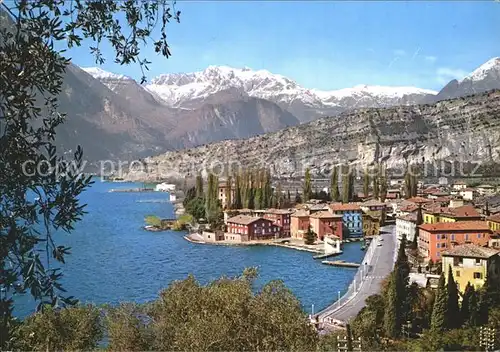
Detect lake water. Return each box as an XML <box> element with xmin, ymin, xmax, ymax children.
<box><xmin>15</xmin><ymin>179</ymin><xmax>364</xmax><ymax>317</ymax></box>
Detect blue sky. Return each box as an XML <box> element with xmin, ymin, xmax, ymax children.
<box><xmin>68</xmin><ymin>1</ymin><xmax>500</xmax><ymax>91</ymax></box>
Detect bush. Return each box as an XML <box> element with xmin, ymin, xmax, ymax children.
<box><xmin>145</xmin><ymin>215</ymin><xmax>161</xmax><ymax>227</ymax></box>
<box><xmin>13</xmin><ymin>305</ymin><xmax>103</xmax><ymax>351</ymax></box>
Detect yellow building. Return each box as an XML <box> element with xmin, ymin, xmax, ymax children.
<box><xmin>424</xmin><ymin>205</ymin><xmax>482</xmax><ymax>224</ymax></box>
<box><xmin>442</xmin><ymin>244</ymin><xmax>500</xmax><ymax>293</ymax></box>
<box><xmin>362</xmin><ymin>214</ymin><xmax>380</xmax><ymax>237</ymax></box>
<box><xmin>487</xmin><ymin>214</ymin><xmax>500</xmax><ymax>232</ymax></box>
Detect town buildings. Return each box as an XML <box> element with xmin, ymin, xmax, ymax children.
<box><xmin>329</xmin><ymin>203</ymin><xmax>363</xmax><ymax>238</ymax></box>
<box><xmin>418</xmin><ymin>221</ymin><xmax>492</xmax><ymax>262</ymax></box>
<box><xmin>309</xmin><ymin>211</ymin><xmax>343</xmax><ymax>241</ymax></box>
<box><xmin>263</xmin><ymin>209</ymin><xmax>293</xmax><ymax>237</ymax></box>
<box><xmin>225</xmin><ymin>215</ymin><xmax>280</xmax><ymax>242</ymax></box>
<box><xmin>442</xmin><ymin>244</ymin><xmax>500</xmax><ymax>293</ymax></box>
<box><xmin>217</xmin><ymin>182</ymin><xmax>235</xmax><ymax>209</ymax></box>
<box><xmin>396</xmin><ymin>212</ymin><xmax>418</xmax><ymax>242</ymax></box>
<box><xmin>290</xmin><ymin>210</ymin><xmax>310</xmax><ymax>239</ymax></box>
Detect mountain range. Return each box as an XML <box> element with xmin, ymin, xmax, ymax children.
<box><xmin>123</xmin><ymin>89</ymin><xmax>500</xmax><ymax>180</ymax></box>
<box><xmin>48</xmin><ymin>56</ymin><xmax>500</xmax><ymax>162</ymax></box>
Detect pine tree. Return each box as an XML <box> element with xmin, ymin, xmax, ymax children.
<box><xmin>287</xmin><ymin>190</ymin><xmax>291</xmax><ymax>203</ymax></box>
<box><xmin>331</xmin><ymin>166</ymin><xmax>340</xmax><ymax>201</ymax></box>
<box><xmin>234</xmin><ymin>174</ymin><xmax>242</xmax><ymax>209</ymax></box>
<box><xmin>196</xmin><ymin>174</ymin><xmax>204</xmax><ymax>199</ymax></box>
<box><xmin>225</xmin><ymin>176</ymin><xmax>232</xmax><ymax>210</ymax></box>
<box><xmin>430</xmin><ymin>272</ymin><xmax>448</xmax><ymax>332</ymax></box>
<box><xmin>363</xmin><ymin>168</ymin><xmax>370</xmax><ymax>198</ymax></box>
<box><xmin>304</xmin><ymin>225</ymin><xmax>317</xmax><ymax>245</ymax></box>
<box><xmin>446</xmin><ymin>265</ymin><xmax>461</xmax><ymax>329</ymax></box>
<box><xmin>303</xmin><ymin>168</ymin><xmax>312</xmax><ymax>202</ymax></box>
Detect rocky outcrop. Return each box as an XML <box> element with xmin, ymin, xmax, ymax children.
<box><xmin>123</xmin><ymin>90</ymin><xmax>500</xmax><ymax>181</ymax></box>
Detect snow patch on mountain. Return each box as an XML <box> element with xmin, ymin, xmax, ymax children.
<box><xmin>146</xmin><ymin>65</ymin><xmax>438</xmax><ymax>114</ymax></box>
<box><xmin>81</xmin><ymin>67</ymin><xmax>132</xmax><ymax>81</ymax></box>
<box><xmin>461</xmin><ymin>57</ymin><xmax>500</xmax><ymax>82</ymax></box>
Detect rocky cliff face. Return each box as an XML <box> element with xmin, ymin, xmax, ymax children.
<box><xmin>123</xmin><ymin>90</ymin><xmax>500</xmax><ymax>181</ymax></box>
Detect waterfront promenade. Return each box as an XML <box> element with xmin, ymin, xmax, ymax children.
<box><xmin>315</xmin><ymin>225</ymin><xmax>397</xmax><ymax>328</ymax></box>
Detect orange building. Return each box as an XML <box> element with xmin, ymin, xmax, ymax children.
<box><xmin>290</xmin><ymin>210</ymin><xmax>310</xmax><ymax>239</ymax></box>
<box><xmin>418</xmin><ymin>221</ymin><xmax>491</xmax><ymax>262</ymax></box>
<box><xmin>309</xmin><ymin>211</ymin><xmax>343</xmax><ymax>241</ymax></box>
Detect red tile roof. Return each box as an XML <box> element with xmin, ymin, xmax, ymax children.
<box><xmin>310</xmin><ymin>211</ymin><xmax>343</xmax><ymax>219</ymax></box>
<box><xmin>442</xmin><ymin>244</ymin><xmax>499</xmax><ymax>259</ymax></box>
<box><xmin>406</xmin><ymin>196</ymin><xmax>432</xmax><ymax>204</ymax></box>
<box><xmin>487</xmin><ymin>213</ymin><xmax>500</xmax><ymax>223</ymax></box>
<box><xmin>441</xmin><ymin>205</ymin><xmax>481</xmax><ymax>218</ymax></box>
<box><xmin>419</xmin><ymin>221</ymin><xmax>490</xmax><ymax>232</ymax></box>
<box><xmin>227</xmin><ymin>215</ymin><xmax>270</xmax><ymax>225</ymax></box>
<box><xmin>329</xmin><ymin>203</ymin><xmax>361</xmax><ymax>211</ymax></box>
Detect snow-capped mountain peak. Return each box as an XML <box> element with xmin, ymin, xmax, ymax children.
<box><xmin>145</xmin><ymin>65</ymin><xmax>438</xmax><ymax>121</ymax></box>
<box><xmin>461</xmin><ymin>57</ymin><xmax>500</xmax><ymax>82</ymax></box>
<box><xmin>81</xmin><ymin>67</ymin><xmax>132</xmax><ymax>81</ymax></box>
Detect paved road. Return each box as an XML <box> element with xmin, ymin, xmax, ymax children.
<box><xmin>317</xmin><ymin>225</ymin><xmax>397</xmax><ymax>325</ymax></box>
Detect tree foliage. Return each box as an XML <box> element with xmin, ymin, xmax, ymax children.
<box><xmin>303</xmin><ymin>168</ymin><xmax>312</xmax><ymax>202</ymax></box>
<box><xmin>430</xmin><ymin>273</ymin><xmax>448</xmax><ymax>332</ymax></box>
<box><xmin>0</xmin><ymin>0</ymin><xmax>181</xmax><ymax>346</ymax></box>
<box><xmin>13</xmin><ymin>305</ymin><xmax>103</xmax><ymax>351</ymax></box>
<box><xmin>331</xmin><ymin>166</ymin><xmax>340</xmax><ymax>201</ymax></box>
<box><xmin>446</xmin><ymin>265</ymin><xmax>461</xmax><ymax>329</ymax></box>
<box><xmin>304</xmin><ymin>225</ymin><xmax>317</xmax><ymax>245</ymax></box>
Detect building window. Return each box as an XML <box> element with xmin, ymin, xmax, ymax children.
<box><xmin>456</xmin><ymin>270</ymin><xmax>460</xmax><ymax>277</ymax></box>
<box><xmin>478</xmin><ymin>234</ymin><xmax>481</xmax><ymax>239</ymax></box>
<box><xmin>465</xmin><ymin>234</ymin><xmax>469</xmax><ymax>240</ymax></box>
<box><xmin>474</xmin><ymin>272</ymin><xmax>483</xmax><ymax>279</ymax></box>
<box><xmin>451</xmin><ymin>234</ymin><xmax>455</xmax><ymax>241</ymax></box>
<box><xmin>476</xmin><ymin>259</ymin><xmax>481</xmax><ymax>265</ymax></box>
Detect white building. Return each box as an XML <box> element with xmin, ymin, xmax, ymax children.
<box><xmin>324</xmin><ymin>235</ymin><xmax>342</xmax><ymax>254</ymax></box>
<box><xmin>459</xmin><ymin>188</ymin><xmax>476</xmax><ymax>201</ymax></box>
<box><xmin>396</xmin><ymin>212</ymin><xmax>417</xmax><ymax>242</ymax></box>
<box><xmin>452</xmin><ymin>182</ymin><xmax>467</xmax><ymax>190</ymax></box>
<box><xmin>169</xmin><ymin>194</ymin><xmax>177</xmax><ymax>202</ymax></box>
<box><xmin>155</xmin><ymin>183</ymin><xmax>176</xmax><ymax>192</ymax></box>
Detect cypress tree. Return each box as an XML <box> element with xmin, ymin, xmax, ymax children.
<box><xmin>468</xmin><ymin>284</ymin><xmax>480</xmax><ymax>327</ymax></box>
<box><xmin>363</xmin><ymin>168</ymin><xmax>370</xmax><ymax>198</ymax></box>
<box><xmin>404</xmin><ymin>166</ymin><xmax>412</xmax><ymax>199</ymax></box>
<box><xmin>384</xmin><ymin>273</ymin><xmax>398</xmax><ymax>338</ymax></box>
<box><xmin>372</xmin><ymin>169</ymin><xmax>380</xmax><ymax>199</ymax></box>
<box><xmin>234</xmin><ymin>174</ymin><xmax>242</xmax><ymax>209</ymax></box>
<box><xmin>461</xmin><ymin>282</ymin><xmax>475</xmax><ymax>326</ymax></box>
<box><xmin>225</xmin><ymin>176</ymin><xmax>232</xmax><ymax>210</ymax></box>
<box><xmin>342</xmin><ymin>165</ymin><xmax>352</xmax><ymax>203</ymax></box>
<box><xmin>195</xmin><ymin>174</ymin><xmax>204</xmax><ymax>199</ymax></box>
<box><xmin>348</xmin><ymin>170</ymin><xmax>355</xmax><ymax>202</ymax></box>
<box><xmin>264</xmin><ymin>169</ymin><xmax>272</xmax><ymax>208</ymax></box>
<box><xmin>303</xmin><ymin>168</ymin><xmax>312</xmax><ymax>202</ymax></box>
<box><xmin>331</xmin><ymin>166</ymin><xmax>340</xmax><ymax>201</ymax></box>
<box><xmin>379</xmin><ymin>171</ymin><xmax>387</xmax><ymax>202</ymax></box>
<box><xmin>255</xmin><ymin>188</ymin><xmax>263</xmax><ymax>210</ymax></box>
<box><xmin>287</xmin><ymin>190</ymin><xmax>291</xmax><ymax>203</ymax></box>
<box><xmin>275</xmin><ymin>183</ymin><xmax>283</xmax><ymax>208</ymax></box>
<box><xmin>430</xmin><ymin>272</ymin><xmax>448</xmax><ymax>332</ymax></box>
<box><xmin>446</xmin><ymin>265</ymin><xmax>461</xmax><ymax>329</ymax></box>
